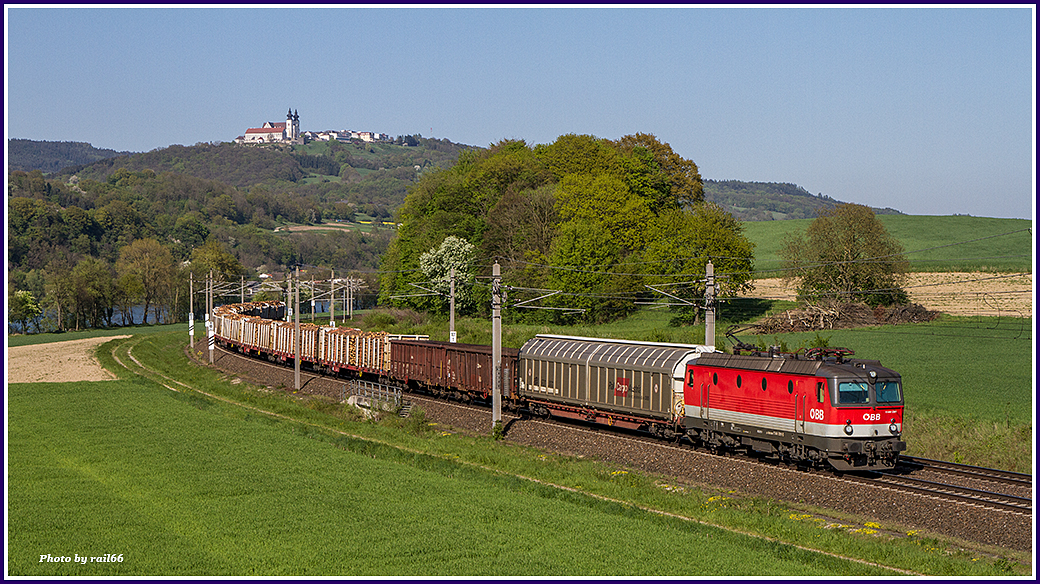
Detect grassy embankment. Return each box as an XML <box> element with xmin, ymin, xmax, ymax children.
<box><xmin>6</xmin><ymin>329</ymin><xmax>1029</xmax><ymax>576</ymax></box>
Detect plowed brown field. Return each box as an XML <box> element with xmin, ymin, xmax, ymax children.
<box><xmin>747</xmin><ymin>272</ymin><xmax>1032</xmax><ymax>318</ymax></box>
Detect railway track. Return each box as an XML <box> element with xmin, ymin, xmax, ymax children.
<box><xmin>399</xmin><ymin>385</ymin><xmax>1036</xmax><ymax>518</ymax></box>
<box><xmin>861</xmin><ymin>455</ymin><xmax>1033</xmax><ymax>516</ymax></box>
<box><xmin>898</xmin><ymin>456</ymin><xmax>1032</xmax><ymax>488</ymax></box>
<box><xmin>856</xmin><ymin>473</ymin><xmax>1032</xmax><ymax>515</ymax></box>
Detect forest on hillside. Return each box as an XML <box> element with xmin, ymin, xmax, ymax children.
<box><xmin>7</xmin><ymin>137</ymin><xmax>478</xmax><ymax>332</ymax></box>
<box><xmin>704</xmin><ymin>179</ymin><xmax>902</xmax><ymax>220</ymax></box>
<box><xmin>7</xmin><ymin>139</ymin><xmax>134</xmax><ymax>174</ymax></box>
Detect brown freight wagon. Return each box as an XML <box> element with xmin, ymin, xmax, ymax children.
<box><xmin>390</xmin><ymin>340</ymin><xmax>519</xmax><ymax>399</ymax></box>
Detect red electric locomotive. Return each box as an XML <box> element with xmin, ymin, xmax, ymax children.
<box><xmin>683</xmin><ymin>348</ymin><xmax>905</xmax><ymax>470</ymax></box>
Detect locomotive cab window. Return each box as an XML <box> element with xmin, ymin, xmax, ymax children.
<box><xmin>838</xmin><ymin>381</ymin><xmax>869</xmax><ymax>404</ymax></box>
<box><xmin>876</xmin><ymin>380</ymin><xmax>902</xmax><ymax>403</ymax></box>
<box><xmin>816</xmin><ymin>382</ymin><xmax>825</xmax><ymax>403</ymax></box>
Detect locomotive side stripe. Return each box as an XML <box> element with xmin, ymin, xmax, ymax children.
<box><xmin>684</xmin><ymin>405</ymin><xmax>903</xmax><ymax>439</ymax></box>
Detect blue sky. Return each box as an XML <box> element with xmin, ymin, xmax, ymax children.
<box><xmin>4</xmin><ymin>5</ymin><xmax>1035</xmax><ymax>219</ymax></box>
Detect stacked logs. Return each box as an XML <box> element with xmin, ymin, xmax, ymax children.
<box><xmin>751</xmin><ymin>302</ymin><xmax>939</xmax><ymax>334</ymax></box>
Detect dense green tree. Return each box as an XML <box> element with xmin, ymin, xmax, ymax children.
<box><xmin>114</xmin><ymin>271</ymin><xmax>145</xmax><ymax>326</ymax></box>
<box><xmin>70</xmin><ymin>256</ymin><xmax>115</xmax><ymax>329</ymax></box>
<box><xmin>644</xmin><ymin>203</ymin><xmax>755</xmax><ymax>325</ymax></box>
<box><xmin>381</xmin><ymin>133</ymin><xmax>735</xmax><ymax>323</ymax></box>
<box><xmin>482</xmin><ymin>183</ymin><xmax>558</xmax><ymax>284</ymax></box>
<box><xmin>780</xmin><ymin>203</ymin><xmax>909</xmax><ymax>306</ymax></box>
<box><xmin>545</xmin><ymin>219</ymin><xmax>645</xmax><ymax>323</ymax></box>
<box><xmin>9</xmin><ymin>290</ymin><xmax>42</xmax><ymax>334</ymax></box>
<box><xmin>613</xmin><ymin>133</ymin><xmax>704</xmax><ymax>207</ymax></box>
<box><xmin>555</xmin><ymin>172</ymin><xmax>655</xmax><ymax>253</ymax></box>
<box><xmin>62</xmin><ymin>205</ymin><xmax>98</xmax><ymax>243</ymax></box>
<box><xmin>378</xmin><ymin>145</ymin><xmax>513</xmax><ymax>305</ymax></box>
<box><xmin>42</xmin><ymin>255</ymin><xmax>75</xmax><ymax>331</ymax></box>
<box><xmin>189</xmin><ymin>240</ymin><xmax>247</xmax><ymax>282</ymax></box>
<box><xmin>116</xmin><ymin>238</ymin><xmax>177</xmax><ymax>324</ymax></box>
<box><xmin>533</xmin><ymin>134</ymin><xmax>622</xmax><ymax>179</ymax></box>
<box><xmin>7</xmin><ymin>169</ymin><xmax>52</xmax><ymax>198</ymax></box>
<box><xmin>8</xmin><ymin>197</ymin><xmax>64</xmax><ymax>267</ymax></box>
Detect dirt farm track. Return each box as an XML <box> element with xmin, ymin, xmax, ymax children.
<box><xmin>5</xmin><ymin>272</ymin><xmax>1032</xmax><ymax>386</ymax></box>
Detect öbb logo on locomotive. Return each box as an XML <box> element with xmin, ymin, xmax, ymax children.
<box><xmin>210</xmin><ymin>301</ymin><xmax>906</xmax><ymax>471</ymax></box>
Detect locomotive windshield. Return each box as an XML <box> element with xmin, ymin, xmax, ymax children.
<box><xmin>837</xmin><ymin>381</ymin><xmax>870</xmax><ymax>404</ymax></box>
<box><xmin>876</xmin><ymin>380</ymin><xmax>902</xmax><ymax>403</ymax></box>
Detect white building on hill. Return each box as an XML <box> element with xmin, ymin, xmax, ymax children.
<box><xmin>234</xmin><ymin>108</ymin><xmax>389</xmax><ymax>145</ymax></box>
<box><xmin>235</xmin><ymin>108</ymin><xmax>301</xmax><ymax>144</ymax></box>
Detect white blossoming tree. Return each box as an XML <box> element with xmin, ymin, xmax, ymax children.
<box><xmin>418</xmin><ymin>235</ymin><xmax>477</xmax><ymax>315</ymax></box>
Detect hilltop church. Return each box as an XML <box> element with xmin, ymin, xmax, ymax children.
<box><xmin>235</xmin><ymin>108</ymin><xmax>301</xmax><ymax>144</ymax></box>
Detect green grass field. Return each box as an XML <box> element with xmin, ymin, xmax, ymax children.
<box><xmin>6</xmin><ymin>332</ymin><xmax>1028</xmax><ymax>576</ymax></box>
<box><xmin>743</xmin><ymin>215</ymin><xmax>1032</xmax><ymax>274</ymax></box>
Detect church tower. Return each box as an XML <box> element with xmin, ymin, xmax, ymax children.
<box><xmin>285</xmin><ymin>108</ymin><xmax>300</xmax><ymax>142</ymax></box>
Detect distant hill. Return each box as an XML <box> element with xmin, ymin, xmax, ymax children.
<box><xmin>48</xmin><ymin>137</ymin><xmax>476</xmax><ymax>222</ymax></box>
<box><xmin>12</xmin><ymin>137</ymin><xmax>903</xmax><ymax>223</ymax></box>
<box><xmin>59</xmin><ymin>142</ymin><xmax>308</xmax><ymax>188</ymax></box>
<box><xmin>704</xmin><ymin>179</ymin><xmax>902</xmax><ymax>221</ymax></box>
<box><xmin>7</xmin><ymin>139</ymin><xmax>134</xmax><ymax>174</ymax></box>
<box><xmin>52</xmin><ymin>138</ymin><xmax>474</xmax><ymax>189</ymax></box>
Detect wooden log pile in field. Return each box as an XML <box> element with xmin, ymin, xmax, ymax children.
<box><xmin>751</xmin><ymin>301</ymin><xmax>940</xmax><ymax>334</ymax></box>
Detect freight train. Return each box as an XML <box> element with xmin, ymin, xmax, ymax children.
<box><xmin>210</xmin><ymin>301</ymin><xmax>905</xmax><ymax>470</ymax></box>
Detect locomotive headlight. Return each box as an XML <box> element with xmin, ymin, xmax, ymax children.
<box><xmin>869</xmin><ymin>370</ymin><xmax>877</xmax><ymax>379</ymax></box>
<box><xmin>889</xmin><ymin>421</ymin><xmax>899</xmax><ymax>434</ymax></box>
<box><xmin>844</xmin><ymin>420</ymin><xmax>854</xmax><ymax>436</ymax></box>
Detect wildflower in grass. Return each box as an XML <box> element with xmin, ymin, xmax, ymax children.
<box><xmin>789</xmin><ymin>513</ymin><xmax>813</xmax><ymax>521</ymax></box>
<box><xmin>611</xmin><ymin>470</ymin><xmax>628</xmax><ymax>476</ymax></box>
<box><xmin>907</xmin><ymin>530</ymin><xmax>920</xmax><ymax>537</ymax></box>
<box><xmin>865</xmin><ymin>521</ymin><xmax>881</xmax><ymax>529</ymax></box>
<box><xmin>440</xmin><ymin>431</ymin><xmax>452</xmax><ymax>436</ymax></box>
<box><xmin>705</xmin><ymin>495</ymin><xmax>730</xmax><ymax>508</ymax></box>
